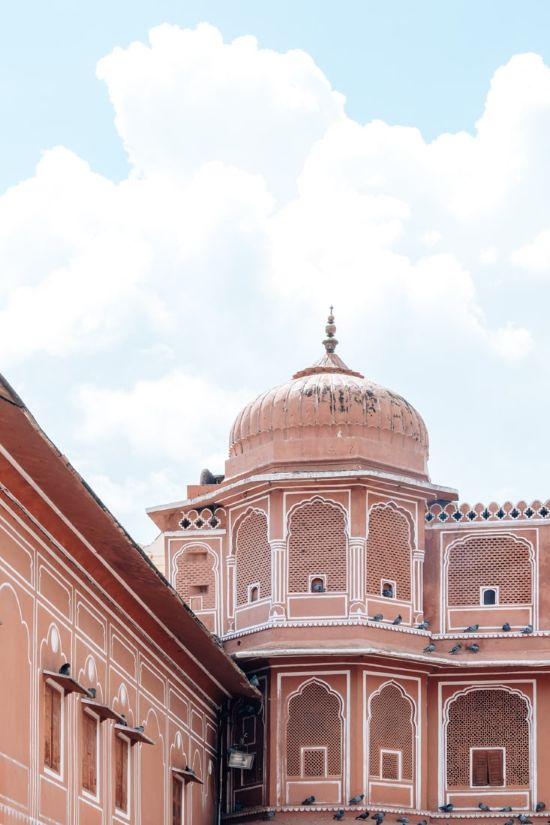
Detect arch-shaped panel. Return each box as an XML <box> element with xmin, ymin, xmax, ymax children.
<box><xmin>287</xmin><ymin>498</ymin><xmax>348</xmax><ymax>593</ymax></box>
<box><xmin>285</xmin><ymin>679</ymin><xmax>344</xmax><ymax>779</ymax></box>
<box><xmin>173</xmin><ymin>543</ymin><xmax>218</xmax><ymax>617</ymax></box>
<box><xmin>367</xmin><ymin>681</ymin><xmax>415</xmax><ymax>782</ymax></box>
<box><xmin>445</xmin><ymin>533</ymin><xmax>533</xmax><ymax>607</ymax></box>
<box><xmin>0</xmin><ymin>584</ymin><xmax>31</xmax><ymax>772</ymax></box>
<box><xmin>444</xmin><ymin>686</ymin><xmax>531</xmax><ymax>790</ymax></box>
<box><xmin>235</xmin><ymin>509</ymin><xmax>271</xmax><ymax>606</ymax></box>
<box><xmin>366</xmin><ymin>503</ymin><xmax>413</xmax><ymax>600</ymax></box>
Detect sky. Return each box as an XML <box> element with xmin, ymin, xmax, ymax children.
<box><xmin>2</xmin><ymin>1</ymin><xmax>550</xmax><ymax>542</ymax></box>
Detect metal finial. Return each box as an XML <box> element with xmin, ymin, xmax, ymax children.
<box><xmin>323</xmin><ymin>306</ymin><xmax>338</xmax><ymax>354</ymax></box>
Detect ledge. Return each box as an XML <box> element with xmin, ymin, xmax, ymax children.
<box><xmin>43</xmin><ymin>670</ymin><xmax>90</xmax><ymax>696</ymax></box>
<box><xmin>172</xmin><ymin>767</ymin><xmax>204</xmax><ymax>784</ymax></box>
<box><xmin>81</xmin><ymin>698</ymin><xmax>125</xmax><ymax>723</ymax></box>
<box><xmin>114</xmin><ymin>724</ymin><xmax>154</xmax><ymax>745</ymax></box>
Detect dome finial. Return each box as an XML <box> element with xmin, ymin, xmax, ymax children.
<box><xmin>323</xmin><ymin>306</ymin><xmax>338</xmax><ymax>354</ymax></box>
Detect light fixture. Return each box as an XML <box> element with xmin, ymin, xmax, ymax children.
<box><xmin>228</xmin><ymin>748</ymin><xmax>255</xmax><ymax>770</ymax></box>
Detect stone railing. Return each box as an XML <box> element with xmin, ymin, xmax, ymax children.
<box><xmin>426</xmin><ymin>500</ymin><xmax>550</xmax><ymax>524</ymax></box>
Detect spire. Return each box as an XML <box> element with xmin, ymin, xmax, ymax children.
<box><xmin>292</xmin><ymin>306</ymin><xmax>364</xmax><ymax>379</ymax></box>
<box><xmin>323</xmin><ymin>306</ymin><xmax>338</xmax><ymax>354</ymax></box>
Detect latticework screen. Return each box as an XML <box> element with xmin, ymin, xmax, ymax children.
<box><xmin>369</xmin><ymin>684</ymin><xmax>413</xmax><ymax>779</ymax></box>
<box><xmin>286</xmin><ymin>682</ymin><xmax>342</xmax><ymax>777</ymax></box>
<box><xmin>366</xmin><ymin>505</ymin><xmax>412</xmax><ymax>600</ymax></box>
<box><xmin>175</xmin><ymin>547</ymin><xmax>216</xmax><ymax>609</ymax></box>
<box><xmin>381</xmin><ymin>751</ymin><xmax>400</xmax><ymax>780</ymax></box>
<box><xmin>447</xmin><ymin>535</ymin><xmax>532</xmax><ymax>605</ymax></box>
<box><xmin>303</xmin><ymin>749</ymin><xmax>326</xmax><ymax>777</ymax></box>
<box><xmin>236</xmin><ymin>510</ymin><xmax>271</xmax><ymax>606</ymax></box>
<box><xmin>446</xmin><ymin>689</ymin><xmax>530</xmax><ymax>786</ymax></box>
<box><xmin>288</xmin><ymin>500</ymin><xmax>347</xmax><ymax>593</ymax></box>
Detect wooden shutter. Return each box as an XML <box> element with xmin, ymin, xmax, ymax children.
<box><xmin>487</xmin><ymin>749</ymin><xmax>504</xmax><ymax>786</ymax></box>
<box><xmin>44</xmin><ymin>682</ymin><xmax>53</xmax><ymax>768</ymax></box>
<box><xmin>472</xmin><ymin>750</ymin><xmax>488</xmax><ymax>786</ymax></box>
<box><xmin>172</xmin><ymin>776</ymin><xmax>183</xmax><ymax>825</ymax></box>
<box><xmin>83</xmin><ymin>713</ymin><xmax>97</xmax><ymax>794</ymax></box>
<box><xmin>115</xmin><ymin>736</ymin><xmax>128</xmax><ymax>811</ymax></box>
<box><xmin>51</xmin><ymin>688</ymin><xmax>61</xmax><ymax>773</ymax></box>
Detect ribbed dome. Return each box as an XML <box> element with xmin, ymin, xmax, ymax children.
<box><xmin>226</xmin><ymin>313</ymin><xmax>429</xmax><ymax>480</ymax></box>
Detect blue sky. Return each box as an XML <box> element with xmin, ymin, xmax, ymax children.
<box><xmin>2</xmin><ymin>2</ymin><xmax>550</xmax><ymax>542</ymax></box>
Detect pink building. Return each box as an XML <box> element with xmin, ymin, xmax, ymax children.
<box><xmin>0</xmin><ymin>376</ymin><xmax>257</xmax><ymax>825</ymax></box>
<box><xmin>147</xmin><ymin>312</ymin><xmax>550</xmax><ymax>825</ymax></box>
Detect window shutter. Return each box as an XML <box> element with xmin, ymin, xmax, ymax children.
<box><xmin>51</xmin><ymin>687</ymin><xmax>61</xmax><ymax>773</ymax></box>
<box><xmin>115</xmin><ymin>736</ymin><xmax>128</xmax><ymax>811</ymax></box>
<box><xmin>487</xmin><ymin>750</ymin><xmax>504</xmax><ymax>786</ymax></box>
<box><xmin>172</xmin><ymin>776</ymin><xmax>183</xmax><ymax>825</ymax></box>
<box><xmin>44</xmin><ymin>683</ymin><xmax>52</xmax><ymax>768</ymax></box>
<box><xmin>83</xmin><ymin>714</ymin><xmax>97</xmax><ymax>794</ymax></box>
<box><xmin>472</xmin><ymin>750</ymin><xmax>488</xmax><ymax>786</ymax></box>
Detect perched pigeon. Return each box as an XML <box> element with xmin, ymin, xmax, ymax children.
<box><xmin>392</xmin><ymin>615</ymin><xmax>403</xmax><ymax>625</ymax></box>
<box><xmin>536</xmin><ymin>803</ymin><xmax>546</xmax><ymax>812</ymax></box>
<box><xmin>264</xmin><ymin>812</ymin><xmax>276</xmax><ymax>821</ymax></box>
<box><xmin>502</xmin><ymin>623</ymin><xmax>512</xmax><ymax>632</ymax></box>
<box><xmin>503</xmin><ymin>819</ymin><xmax>514</xmax><ymax>825</ymax></box>
<box><xmin>522</xmin><ymin>624</ymin><xmax>533</xmax><ymax>634</ymax></box>
<box><xmin>466</xmin><ymin>643</ymin><xmax>480</xmax><ymax>653</ymax></box>
<box><xmin>396</xmin><ymin>817</ymin><xmax>409</xmax><ymax>825</ymax></box>
<box><xmin>372</xmin><ymin>614</ymin><xmax>383</xmax><ymax>622</ymax></box>
<box><xmin>58</xmin><ymin>662</ymin><xmax>71</xmax><ymax>676</ymax></box>
<box><xmin>334</xmin><ymin>810</ymin><xmax>345</xmax><ymax>820</ymax></box>
<box><xmin>417</xmin><ymin>620</ymin><xmax>430</xmax><ymax>630</ymax></box>
<box><xmin>478</xmin><ymin>802</ymin><xmax>491</xmax><ymax>811</ymax></box>
<box><xmin>499</xmin><ymin>807</ymin><xmax>512</xmax><ymax>812</ymax></box>
<box><xmin>312</xmin><ymin>582</ymin><xmax>325</xmax><ymax>593</ymax></box>
<box><xmin>424</xmin><ymin>643</ymin><xmax>436</xmax><ymax>653</ymax></box>
<box><xmin>372</xmin><ymin>812</ymin><xmax>385</xmax><ymax>824</ymax></box>
<box><xmin>135</xmin><ymin>724</ymin><xmax>144</xmax><ymax>733</ymax></box>
<box><xmin>249</xmin><ymin>674</ymin><xmax>260</xmax><ymax>688</ymax></box>
<box><xmin>87</xmin><ymin>687</ymin><xmax>96</xmax><ymax>699</ymax></box>
<box><xmin>449</xmin><ymin>643</ymin><xmax>462</xmax><ymax>654</ymax></box>
<box><xmin>517</xmin><ymin>817</ymin><xmax>532</xmax><ymax>825</ymax></box>
<box><xmin>349</xmin><ymin>795</ymin><xmax>365</xmax><ymax>805</ymax></box>
<box><xmin>417</xmin><ymin>819</ymin><xmax>428</xmax><ymax>825</ymax></box>
<box><xmin>119</xmin><ymin>714</ymin><xmax>128</xmax><ymax>726</ymax></box>
<box><xmin>355</xmin><ymin>812</ymin><xmax>370</xmax><ymax>821</ymax></box>
<box><xmin>382</xmin><ymin>587</ymin><xmax>394</xmax><ymax>598</ymax></box>
<box><xmin>439</xmin><ymin>804</ymin><xmax>454</xmax><ymax>813</ymax></box>
<box><xmin>302</xmin><ymin>796</ymin><xmax>315</xmax><ymax>806</ymax></box>
<box><xmin>464</xmin><ymin>624</ymin><xmax>480</xmax><ymax>632</ymax></box>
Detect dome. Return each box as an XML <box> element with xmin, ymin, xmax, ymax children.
<box><xmin>226</xmin><ymin>311</ymin><xmax>429</xmax><ymax>480</ymax></box>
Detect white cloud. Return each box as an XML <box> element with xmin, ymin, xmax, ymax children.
<box><xmin>511</xmin><ymin>229</ymin><xmax>550</xmax><ymax>272</ymax></box>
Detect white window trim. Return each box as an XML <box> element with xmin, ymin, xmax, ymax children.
<box><xmin>469</xmin><ymin>746</ymin><xmax>506</xmax><ymax>788</ymax></box>
<box><xmin>380</xmin><ymin>748</ymin><xmax>402</xmax><ymax>781</ymax></box>
<box><xmin>308</xmin><ymin>574</ymin><xmax>327</xmax><ymax>592</ymax></box>
<box><xmin>480</xmin><ymin>586</ymin><xmax>500</xmax><ymax>606</ymax></box>
<box><xmin>115</xmin><ymin>732</ymin><xmax>132</xmax><ymax>819</ymax></box>
<box><xmin>172</xmin><ymin>773</ymin><xmax>185</xmax><ymax>825</ymax></box>
<box><xmin>381</xmin><ymin>578</ymin><xmax>397</xmax><ymax>598</ymax></box>
<box><xmin>44</xmin><ymin>678</ymin><xmax>64</xmax><ymax>782</ymax></box>
<box><xmin>248</xmin><ymin>582</ymin><xmax>261</xmax><ymax>603</ymax></box>
<box><xmin>300</xmin><ymin>745</ymin><xmax>327</xmax><ymax>777</ymax></box>
<box><xmin>82</xmin><ymin>708</ymin><xmax>100</xmax><ymax>802</ymax></box>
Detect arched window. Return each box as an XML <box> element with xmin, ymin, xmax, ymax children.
<box><xmin>310</xmin><ymin>577</ymin><xmax>325</xmax><ymax>593</ymax></box>
<box><xmin>368</xmin><ymin>684</ymin><xmax>414</xmax><ymax>782</ymax></box>
<box><xmin>447</xmin><ymin>535</ymin><xmax>532</xmax><ymax>607</ymax></box>
<box><xmin>175</xmin><ymin>546</ymin><xmax>216</xmax><ymax>616</ymax></box>
<box><xmin>236</xmin><ymin>510</ymin><xmax>271</xmax><ymax>606</ymax></box>
<box><xmin>446</xmin><ymin>688</ymin><xmax>530</xmax><ymax>787</ymax></box>
<box><xmin>366</xmin><ymin>505</ymin><xmax>412</xmax><ymax>600</ymax></box>
<box><xmin>482</xmin><ymin>587</ymin><xmax>497</xmax><ymax>606</ymax></box>
<box><xmin>288</xmin><ymin>500</ymin><xmax>347</xmax><ymax>593</ymax></box>
<box><xmin>286</xmin><ymin>681</ymin><xmax>342</xmax><ymax>779</ymax></box>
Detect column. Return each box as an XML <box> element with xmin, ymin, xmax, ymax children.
<box><xmin>348</xmin><ymin>537</ymin><xmax>366</xmax><ymax>616</ymax></box>
<box><xmin>269</xmin><ymin>539</ymin><xmax>286</xmax><ymax>620</ymax></box>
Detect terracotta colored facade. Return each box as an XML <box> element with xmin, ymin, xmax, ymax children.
<box><xmin>0</xmin><ymin>377</ymin><xmax>257</xmax><ymax>825</ymax></box>
<box><xmin>147</xmin><ymin>314</ymin><xmax>550</xmax><ymax>825</ymax></box>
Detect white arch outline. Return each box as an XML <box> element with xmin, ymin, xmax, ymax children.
<box><xmin>233</xmin><ymin>507</ymin><xmax>271</xmax><ymax>607</ymax></box>
<box><xmin>441</xmin><ymin>685</ymin><xmax>534</xmax><ymax>806</ymax></box>
<box><xmin>366</xmin><ymin>502</ymin><xmax>415</xmax><ymax>602</ymax></box>
<box><xmin>171</xmin><ymin>542</ymin><xmax>220</xmax><ymax>632</ymax></box>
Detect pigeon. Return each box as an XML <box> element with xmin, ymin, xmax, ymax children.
<box><xmin>499</xmin><ymin>807</ymin><xmax>512</xmax><ymax>812</ymax></box>
<box><xmin>522</xmin><ymin>624</ymin><xmax>533</xmax><ymax>634</ymax></box>
<box><xmin>119</xmin><ymin>714</ymin><xmax>128</xmax><ymax>726</ymax></box>
<box><xmin>503</xmin><ymin>819</ymin><xmax>514</xmax><ymax>825</ymax></box>
<box><xmin>464</xmin><ymin>624</ymin><xmax>480</xmax><ymax>632</ymax></box>
<box><xmin>536</xmin><ymin>803</ymin><xmax>546</xmax><ymax>812</ymax></box>
<box><xmin>355</xmin><ymin>813</ymin><xmax>370</xmax><ymax>821</ymax></box>
<box><xmin>134</xmin><ymin>724</ymin><xmax>144</xmax><ymax>733</ymax></box>
<box><xmin>334</xmin><ymin>810</ymin><xmax>345</xmax><ymax>821</ymax></box>
<box><xmin>502</xmin><ymin>623</ymin><xmax>512</xmax><ymax>632</ymax></box>
<box><xmin>302</xmin><ymin>796</ymin><xmax>315</xmax><ymax>806</ymax></box>
<box><xmin>396</xmin><ymin>817</ymin><xmax>409</xmax><ymax>825</ymax></box>
<box><xmin>372</xmin><ymin>614</ymin><xmax>383</xmax><ymax>622</ymax></box>
<box><xmin>312</xmin><ymin>582</ymin><xmax>326</xmax><ymax>593</ymax></box>
<box><xmin>466</xmin><ymin>643</ymin><xmax>480</xmax><ymax>653</ymax></box>
<box><xmin>87</xmin><ymin>687</ymin><xmax>96</xmax><ymax>699</ymax></box>
<box><xmin>392</xmin><ymin>615</ymin><xmax>403</xmax><ymax>625</ymax></box>
<box><xmin>372</xmin><ymin>812</ymin><xmax>385</xmax><ymax>824</ymax></box>
<box><xmin>417</xmin><ymin>620</ymin><xmax>430</xmax><ymax>630</ymax></box>
<box><xmin>449</xmin><ymin>643</ymin><xmax>462</xmax><ymax>654</ymax></box>
<box><xmin>248</xmin><ymin>674</ymin><xmax>260</xmax><ymax>688</ymax></box>
<box><xmin>417</xmin><ymin>820</ymin><xmax>428</xmax><ymax>825</ymax></box>
<box><xmin>58</xmin><ymin>662</ymin><xmax>71</xmax><ymax>676</ymax></box>
<box><xmin>424</xmin><ymin>643</ymin><xmax>436</xmax><ymax>653</ymax></box>
<box><xmin>382</xmin><ymin>587</ymin><xmax>394</xmax><ymax>598</ymax></box>
<box><xmin>478</xmin><ymin>802</ymin><xmax>491</xmax><ymax>811</ymax></box>
<box><xmin>264</xmin><ymin>812</ymin><xmax>276</xmax><ymax>821</ymax></box>
<box><xmin>517</xmin><ymin>817</ymin><xmax>532</xmax><ymax>825</ymax></box>
<box><xmin>349</xmin><ymin>795</ymin><xmax>365</xmax><ymax>805</ymax></box>
<box><xmin>439</xmin><ymin>804</ymin><xmax>454</xmax><ymax>813</ymax></box>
